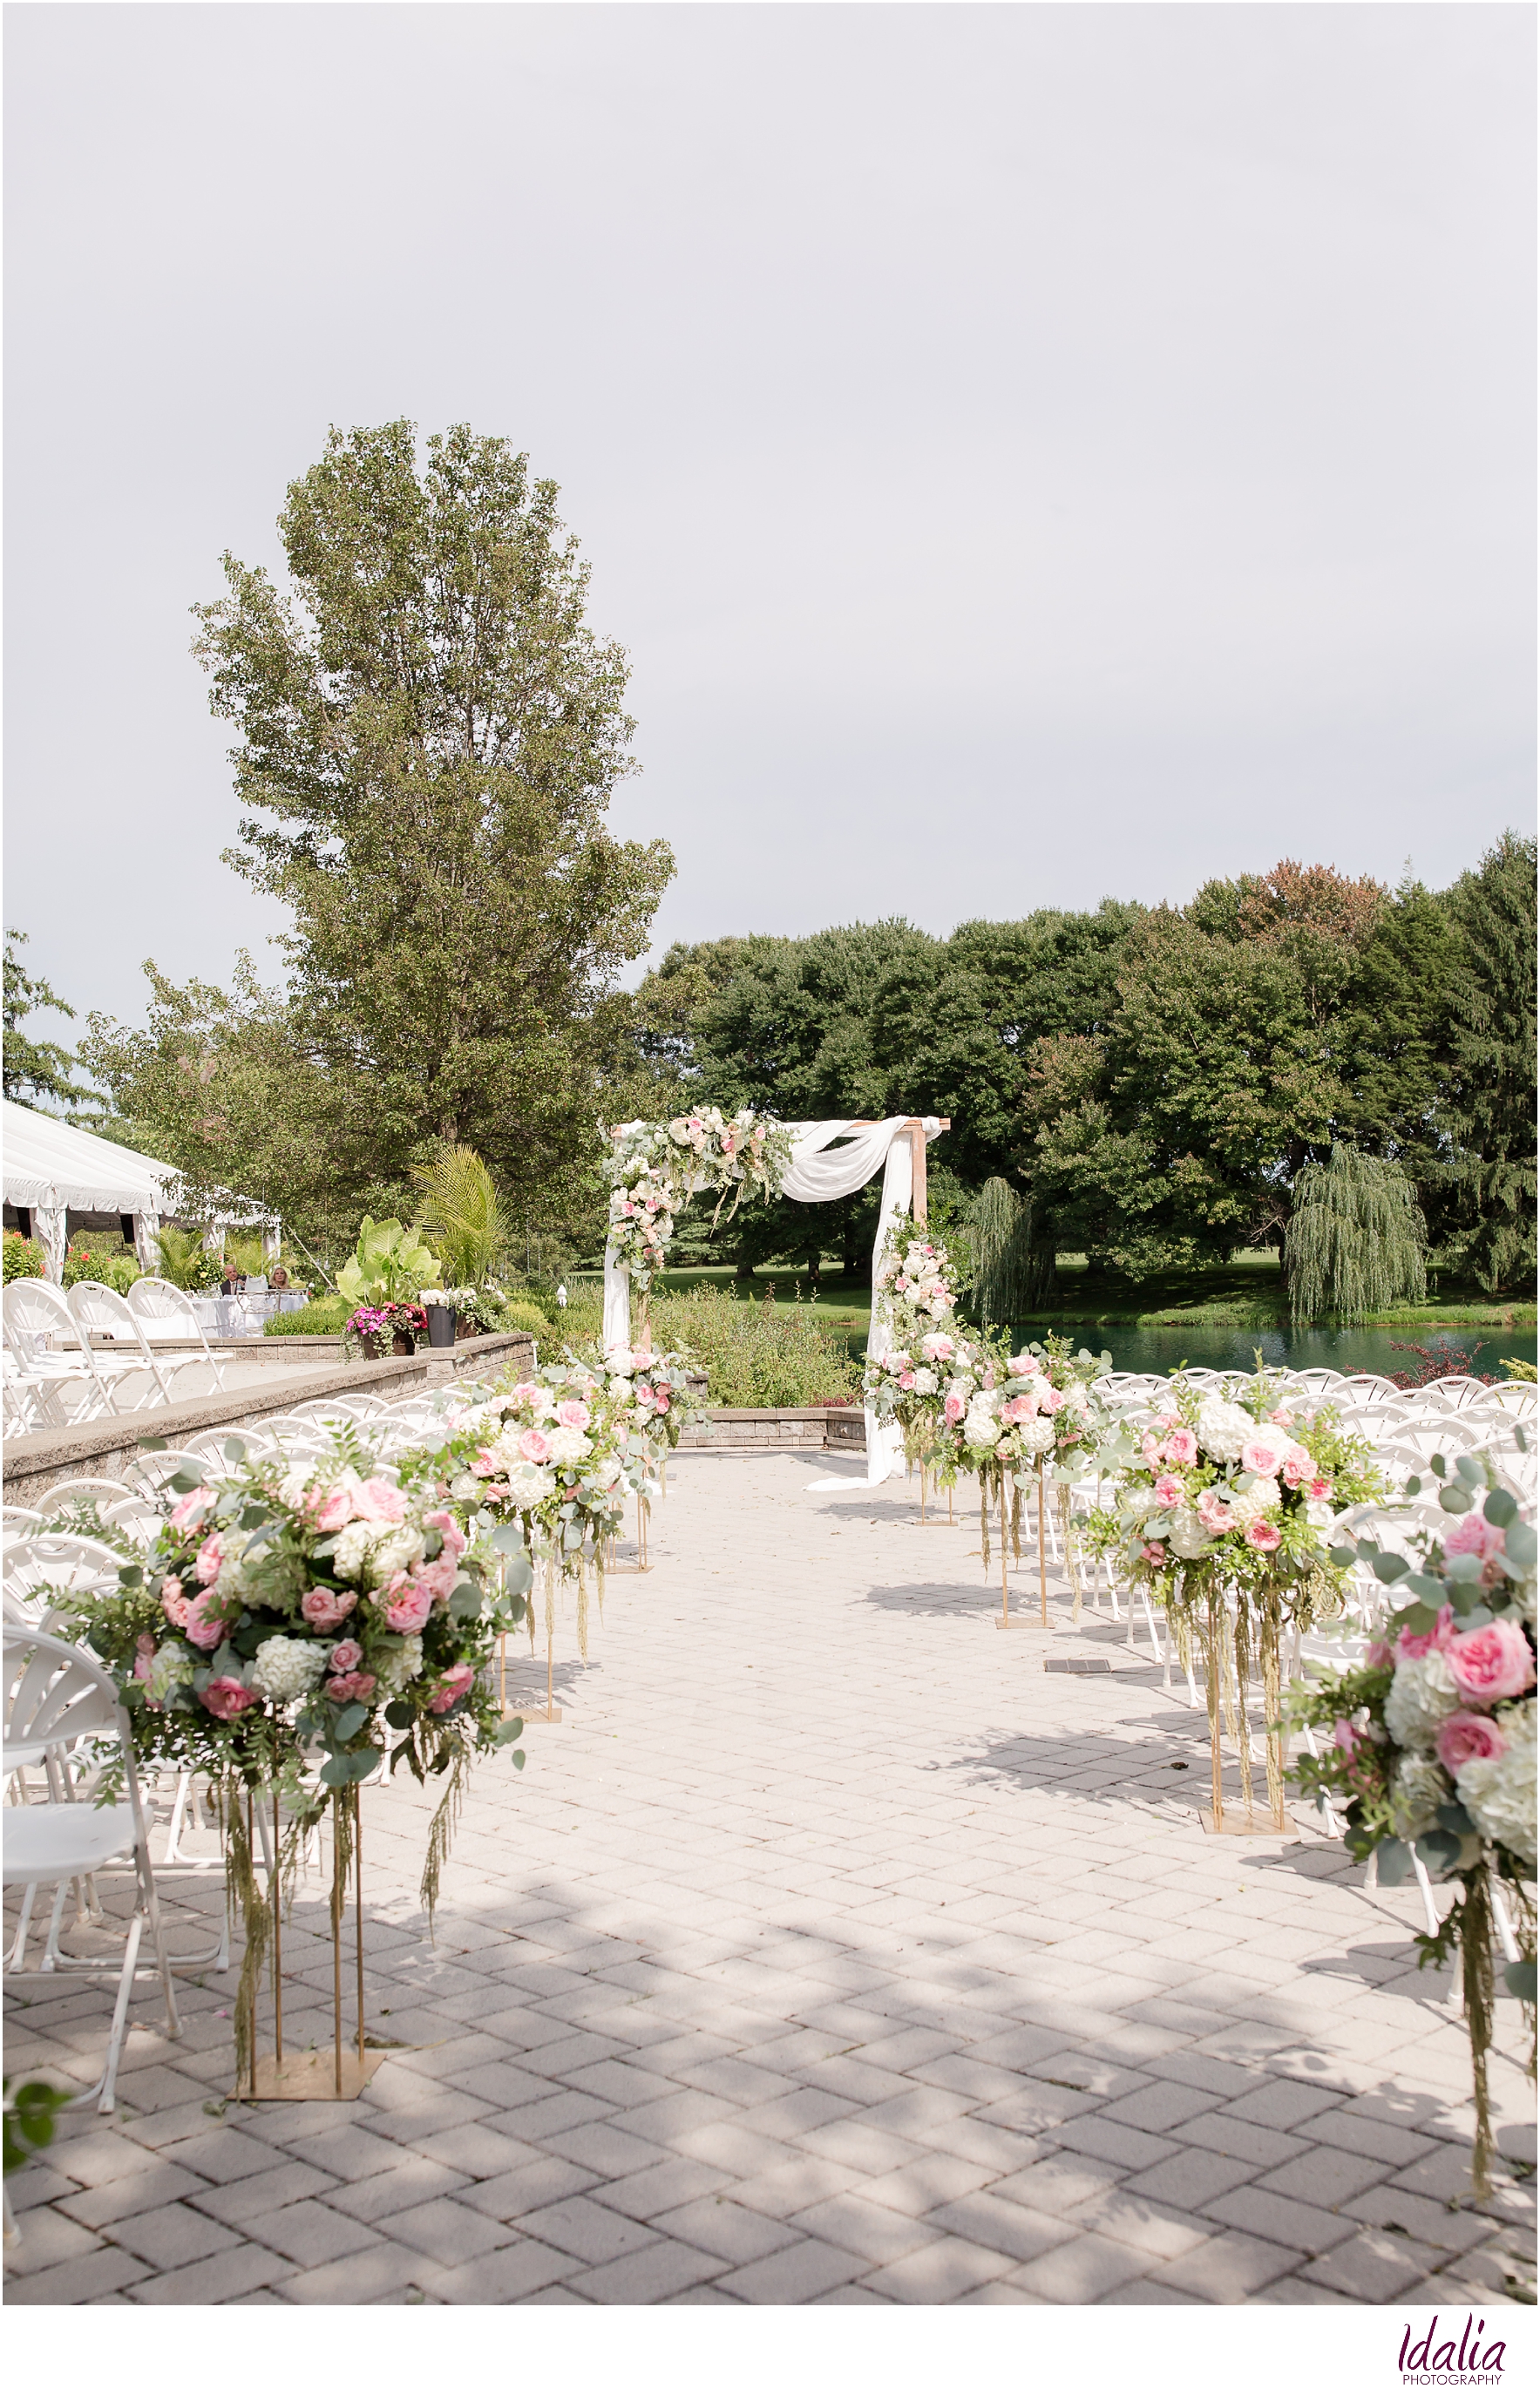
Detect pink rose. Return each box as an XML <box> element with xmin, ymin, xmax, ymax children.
<box><xmin>200</xmin><ymin>1676</ymin><xmax>259</xmax><ymax>1720</ymax></box>
<box><xmin>301</xmin><ymin>1585</ymin><xmax>356</xmax><ymax>1631</ymax></box>
<box><xmin>352</xmin><ymin>1478</ymin><xmax>407</xmax><ymax>1528</ymax></box>
<box><xmin>169</xmin><ymin>1486</ymin><xmax>214</xmax><ymax>1534</ymax></box>
<box><xmin>519</xmin><ymin>1428</ymin><xmax>552</xmax><ymax>1464</ymax></box>
<box><xmin>654</xmin><ymin>1394</ymin><xmax>669</xmax><ymax>1414</ymax></box>
<box><xmin>183</xmin><ymin>1587</ymin><xmax>228</xmax><ymax>1650</ymax></box>
<box><xmin>325</xmin><ymin>1672</ymin><xmax>377</xmax><ymax>1703</ymax></box>
<box><xmin>1245</xmin><ymin>1520</ymin><xmax>1281</xmax><ymax>1551</ymax></box>
<box><xmin>1446</xmin><ymin>1618</ymin><xmax>1536</xmax><ymax>1706</ymax></box>
<box><xmin>1267</xmin><ymin>1408</ymin><xmax>1294</xmax><ymax>1428</ymax></box>
<box><xmin>899</xmin><ymin>1372</ymin><xmax>916</xmax><ymax>1391</ymax></box>
<box><xmin>1140</xmin><ymin>1434</ymin><xmax>1163</xmax><ymax>1466</ymax></box>
<box><xmin>1001</xmin><ymin>1395</ymin><xmax>1035</xmax><ymax>1424</ymax></box>
<box><xmin>307</xmin><ymin>1478</ymin><xmax>358</xmax><ymax>1533</ymax></box>
<box><xmin>509</xmin><ymin>1382</ymin><xmax>543</xmax><ymax>1406</ymax></box>
<box><xmin>1443</xmin><ymin>1514</ymin><xmax>1506</xmax><ymax>1563</ymax></box>
<box><xmin>424</xmin><ymin>1510</ymin><xmax>466</xmax><ymax>1557</ymax></box>
<box><xmin>471</xmin><ymin>1451</ymin><xmax>498</xmax><ymax>1477</ymax></box>
<box><xmin>944</xmin><ymin>1394</ymin><xmax>965</xmax><ymax>1424</ymax></box>
<box><xmin>160</xmin><ymin>1577</ymin><xmax>191</xmax><ymax>1628</ymax></box>
<box><xmin>636</xmin><ymin>1384</ymin><xmax>655</xmax><ymax>1406</ymax></box>
<box><xmin>1309</xmin><ymin>1476</ymin><xmax>1333</xmax><ymax>1502</ymax></box>
<box><xmin>1039</xmin><ymin>1385</ymin><xmax>1064</xmax><ymax>1415</ymax></box>
<box><xmin>1152</xmin><ymin>1475</ymin><xmax>1185</xmax><ymax>1508</ymax></box>
<box><xmin>1141</xmin><ymin>1542</ymin><xmax>1168</xmax><ymax>1565</ymax></box>
<box><xmin>1152</xmin><ymin>1413</ymin><xmax>1180</xmax><ymax>1433</ymax></box>
<box><xmin>1395</xmin><ymin>1604</ymin><xmax>1455</xmax><ymax>1663</ymax></box>
<box><xmin>556</xmin><ymin>1400</ymin><xmax>591</xmax><ymax>1430</ymax></box>
<box><xmin>132</xmin><ymin>1633</ymin><xmax>156</xmax><ymax>1680</ymax></box>
<box><xmin>1364</xmin><ymin>1639</ymin><xmax>1394</xmax><ymax>1670</ymax></box>
<box><xmin>1197</xmin><ymin>1490</ymin><xmax>1234</xmax><ymax>1532</ymax></box>
<box><xmin>1281</xmin><ymin>1455</ymin><xmax>1309</xmax><ymax>1489</ymax></box>
<box><xmin>1242</xmin><ymin>1435</ymin><xmax>1288</xmax><ymax>1478</ymax></box>
<box><xmin>1165</xmin><ymin>1427</ymin><xmax>1198</xmax><ymax>1465</ymax></box>
<box><xmin>415</xmin><ymin>1557</ymin><xmax>458</xmax><ymax>1602</ymax></box>
<box><xmin>1332</xmin><ymin>1718</ymin><xmax>1363</xmax><ymax>1756</ymax></box>
<box><xmin>193</xmin><ymin>1536</ymin><xmax>224</xmax><ymax>1585</ymax></box>
<box><xmin>427</xmin><ymin>1663</ymin><xmax>476</xmax><ymax>1715</ymax></box>
<box><xmin>329</xmin><ymin>1639</ymin><xmax>363</xmax><ymax>1672</ymax></box>
<box><xmin>1436</xmin><ymin>1712</ymin><xmax>1510</xmax><ymax>1774</ymax></box>
<box><xmin>382</xmin><ymin>1579</ymin><xmax>433</xmax><ymax>1634</ymax></box>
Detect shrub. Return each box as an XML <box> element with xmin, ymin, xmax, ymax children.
<box><xmin>263</xmin><ymin>1294</ymin><xmax>349</xmax><ymax>1334</ymax></box>
<box><xmin>156</xmin><ymin>1226</ymin><xmax>222</xmax><ymax>1292</ymax></box>
<box><xmin>642</xmin><ymin>1286</ymin><xmax>861</xmax><ymax>1408</ymax></box>
<box><xmin>62</xmin><ymin>1239</ymin><xmax>140</xmax><ymax>1293</ymax></box>
<box><xmin>496</xmin><ymin>1299</ymin><xmax>553</xmax><ymax>1339</ymax></box>
<box><xmin>3</xmin><ymin>1231</ymin><xmax>45</xmax><ymax>1282</ymax></box>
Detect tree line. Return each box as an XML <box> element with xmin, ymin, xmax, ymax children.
<box><xmin>6</xmin><ymin>417</ymin><xmax>1532</xmax><ymax>1311</ymax></box>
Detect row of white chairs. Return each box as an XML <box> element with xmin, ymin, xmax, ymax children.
<box><xmin>3</xmin><ymin>1276</ymin><xmax>237</xmax><ymax>1433</ymax></box>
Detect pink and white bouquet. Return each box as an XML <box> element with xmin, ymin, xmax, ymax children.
<box><xmin>72</xmin><ymin>1448</ymin><xmax>524</xmax><ymax>1797</ymax></box>
<box><xmin>1287</xmin><ymin>1452</ymin><xmax>1536</xmax><ymax>2192</ymax></box>
<box><xmin>1091</xmin><ymin>1373</ymin><xmax>1381</xmax><ymax>1603</ymax></box>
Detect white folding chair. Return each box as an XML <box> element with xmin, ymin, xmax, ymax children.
<box><xmin>125</xmin><ymin>1278</ymin><xmax>234</xmax><ymax>1391</ymax></box>
<box><xmin>3</xmin><ymin>1626</ymin><xmax>184</xmax><ymax>2110</ymax></box>
<box><xmin>3</xmin><ymin>1281</ymin><xmax>140</xmax><ymax>1421</ymax></box>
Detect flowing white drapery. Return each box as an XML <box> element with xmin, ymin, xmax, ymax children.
<box><xmin>601</xmin><ymin>1116</ymin><xmax>943</xmax><ymax>1487</ymax></box>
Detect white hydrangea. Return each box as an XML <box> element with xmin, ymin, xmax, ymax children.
<box><xmin>332</xmin><ymin>1520</ymin><xmax>373</xmax><ymax>1583</ymax></box>
<box><xmin>449</xmin><ymin>1471</ymin><xmax>482</xmax><ymax>1501</ymax></box>
<box><xmin>249</xmin><ymin>1634</ymin><xmax>328</xmax><ymax>1704</ymax></box>
<box><xmin>1015</xmin><ymin>1418</ymin><xmax>1055</xmax><ymax>1457</ymax></box>
<box><xmin>1196</xmin><ymin>1399</ymin><xmax>1257</xmax><ymax>1464</ymax></box>
<box><xmin>1168</xmin><ymin>1509</ymin><xmax>1217</xmax><ymax>1562</ymax></box>
<box><xmin>277</xmin><ymin>1462</ymin><xmax>314</xmax><ymax>1510</ymax></box>
<box><xmin>1389</xmin><ymin>1752</ymin><xmax>1448</xmax><ymax>1841</ymax></box>
<box><xmin>486</xmin><ymin>1427</ymin><xmax>533</xmax><ymax>1475</ymax></box>
<box><xmin>1456</xmin><ymin>1698</ymin><xmax>1536</xmax><ymax>1868</ymax></box>
<box><xmin>544</xmin><ymin>1428</ymin><xmax>592</xmax><ymax>1466</ymax></box>
<box><xmin>505</xmin><ymin>1462</ymin><xmax>556</xmax><ymax>1507</ymax></box>
<box><xmin>607</xmin><ymin>1374</ymin><xmax>633</xmax><ymax>1400</ymax></box>
<box><xmin>1384</xmin><ymin>1650</ymin><xmax>1462</xmax><ymax>1752</ymax></box>
<box><xmin>376</xmin><ymin>1636</ymin><xmax>424</xmax><ymax>1698</ymax></box>
<box><xmin>912</xmin><ymin>1368</ymin><xmax>938</xmax><ymax>1396</ymax></box>
<box><xmin>585</xmin><ymin>1455</ymin><xmax>623</xmax><ymax>1492</ymax></box>
<box><xmin>1226</xmin><ymin>1476</ymin><xmax>1281</xmax><ymax>1529</ymax></box>
<box><xmin>369</xmin><ymin>1527</ymin><xmax>424</xmax><ymax>1584</ymax></box>
<box><xmin>962</xmin><ymin>1407</ymin><xmax>1000</xmax><ymax>1452</ymax></box>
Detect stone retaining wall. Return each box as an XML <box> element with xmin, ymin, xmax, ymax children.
<box><xmin>681</xmin><ymin>1408</ymin><xmax>866</xmax><ymax>1455</ymax></box>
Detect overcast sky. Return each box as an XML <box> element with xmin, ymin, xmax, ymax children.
<box><xmin>4</xmin><ymin>1</ymin><xmax>1533</xmax><ymax>1040</ymax></box>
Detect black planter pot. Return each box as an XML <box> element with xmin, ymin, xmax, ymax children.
<box><xmin>425</xmin><ymin>1303</ymin><xmax>455</xmax><ymax>1349</ymax></box>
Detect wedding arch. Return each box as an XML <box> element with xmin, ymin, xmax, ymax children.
<box><xmin>601</xmin><ymin>1111</ymin><xmax>948</xmax><ymax>1488</ymax></box>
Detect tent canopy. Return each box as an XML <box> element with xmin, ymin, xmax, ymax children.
<box><xmin>2</xmin><ymin>1097</ymin><xmax>186</xmax><ymax>1215</ymax></box>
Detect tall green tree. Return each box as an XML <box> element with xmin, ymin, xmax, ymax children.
<box><xmin>1434</xmin><ymin>831</ymin><xmax>1537</xmax><ymax>1292</ymax></box>
<box><xmin>189</xmin><ymin>419</ymin><xmax>672</xmax><ymax>1217</ymax></box>
<box><xmin>3</xmin><ymin>931</ymin><xmax>82</xmax><ymax>1110</ymax></box>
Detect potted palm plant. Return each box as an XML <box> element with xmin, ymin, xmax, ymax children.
<box><xmin>412</xmin><ymin>1145</ymin><xmax>508</xmax><ymax>1341</ymax></box>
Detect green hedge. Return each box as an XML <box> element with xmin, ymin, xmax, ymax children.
<box><xmin>264</xmin><ymin>1294</ymin><xmax>349</xmax><ymax>1334</ymax></box>
<box><xmin>641</xmin><ymin>1286</ymin><xmax>861</xmax><ymax>1408</ymax></box>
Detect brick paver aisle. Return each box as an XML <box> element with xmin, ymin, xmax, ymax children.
<box><xmin>7</xmin><ymin>1454</ymin><xmax>1534</xmax><ymax>2304</ymax></box>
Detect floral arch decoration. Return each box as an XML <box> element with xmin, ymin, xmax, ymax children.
<box><xmin>601</xmin><ymin>1108</ymin><xmax>949</xmax><ymax>1487</ymax></box>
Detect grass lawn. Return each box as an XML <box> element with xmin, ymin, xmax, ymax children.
<box><xmin>571</xmin><ymin>1253</ymin><xmax>1536</xmax><ymax>1338</ymax></box>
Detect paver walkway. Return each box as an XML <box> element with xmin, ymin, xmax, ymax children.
<box><xmin>6</xmin><ymin>1452</ymin><xmax>1534</xmax><ymax>2304</ymax></box>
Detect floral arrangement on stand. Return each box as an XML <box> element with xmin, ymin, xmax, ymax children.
<box><xmin>408</xmin><ymin>1353</ymin><xmax>687</xmax><ymax>1666</ymax></box>
<box><xmin>1286</xmin><ymin>1450</ymin><xmax>1537</xmax><ymax>2192</ymax></box>
<box><xmin>60</xmin><ymin>1440</ymin><xmax>529</xmax><ymax>2085</ymax></box>
<box><xmin>1083</xmin><ymin>1373</ymin><xmax>1383</xmax><ymax>1827</ymax></box>
<box><xmin>605</xmin><ymin>1109</ymin><xmax>797</xmax><ymax>1306</ymax></box>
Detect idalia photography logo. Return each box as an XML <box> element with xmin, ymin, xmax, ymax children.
<box><xmin>1399</xmin><ymin>2315</ymin><xmax>1508</xmax><ymax>2387</ymax></box>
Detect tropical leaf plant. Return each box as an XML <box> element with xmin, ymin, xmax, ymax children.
<box><xmin>336</xmin><ymin>1216</ymin><xmax>438</xmax><ymax>1306</ymax></box>
<box><xmin>412</xmin><ymin>1144</ymin><xmax>507</xmax><ymax>1289</ymax></box>
<box><xmin>153</xmin><ymin>1225</ymin><xmax>221</xmax><ymax>1292</ymax></box>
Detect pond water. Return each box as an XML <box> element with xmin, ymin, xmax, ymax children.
<box><xmin>1026</xmin><ymin>1324</ymin><xmax>1537</xmax><ymax>1381</ymax></box>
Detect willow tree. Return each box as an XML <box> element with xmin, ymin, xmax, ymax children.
<box><xmin>969</xmin><ymin>1177</ymin><xmax>1054</xmax><ymax>1326</ymax></box>
<box><xmin>1284</xmin><ymin>1143</ymin><xmax>1427</xmax><ymax>1323</ymax></box>
<box><xmin>190</xmin><ymin>420</ymin><xmax>674</xmax><ymax>1223</ymax></box>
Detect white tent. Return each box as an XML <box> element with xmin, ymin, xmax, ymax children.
<box><xmin>2</xmin><ymin>1097</ymin><xmax>271</xmax><ymax>1282</ymax></box>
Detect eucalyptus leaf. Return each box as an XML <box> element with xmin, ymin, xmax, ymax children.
<box><xmin>1483</xmin><ymin>1488</ymin><xmax>1518</xmax><ymax>1529</ymax></box>
<box><xmin>1374</xmin><ymin>1837</ymin><xmax>1413</xmax><ymax>1886</ymax></box>
<box><xmin>1402</xmin><ymin>1574</ymin><xmax>1447</xmax><ymax>1603</ymax></box>
<box><xmin>1435</xmin><ymin>1801</ymin><xmax>1476</xmax><ymax>1837</ymax></box>
<box><xmin>333</xmin><ymin>1701</ymin><xmax>369</xmax><ymax>1740</ymax></box>
<box><xmin>137</xmin><ymin>1435</ymin><xmax>168</xmax><ymax>1452</ymax></box>
<box><xmin>1405</xmin><ymin>1475</ymin><xmax>1421</xmax><ymax>1496</ymax></box>
<box><xmin>1503</xmin><ymin>1522</ymin><xmax>1537</xmax><ymax>1569</ymax></box>
<box><xmin>1371</xmin><ymin>1553</ymin><xmax>1410</xmax><ymax>1584</ymax></box>
<box><xmin>1439</xmin><ymin>1486</ymin><xmax>1474</xmax><ymax>1514</ymax></box>
<box><xmin>318</xmin><ymin>1754</ymin><xmax>351</xmax><ymax>1788</ymax></box>
<box><xmin>384</xmin><ymin>1700</ymin><xmax>413</xmax><ymax>1729</ymax></box>
<box><xmin>1454</xmin><ymin>1454</ymin><xmax>1484</xmax><ymax>1489</ymax></box>
<box><xmin>1504</xmin><ymin>1958</ymin><xmax>1537</xmax><ymax>2004</ymax></box>
<box><xmin>1414</xmin><ymin>1829</ymin><xmax>1462</xmax><ymax>1875</ymax></box>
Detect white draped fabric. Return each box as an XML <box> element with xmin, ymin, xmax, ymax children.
<box><xmin>601</xmin><ymin>1116</ymin><xmax>944</xmax><ymax>1487</ymax></box>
